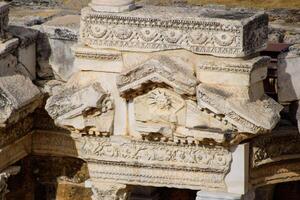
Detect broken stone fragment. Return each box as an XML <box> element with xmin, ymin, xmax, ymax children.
<box><xmin>45</xmin><ymin>78</ymin><xmax>114</xmax><ymax>134</ymax></box>
<box><xmin>81</xmin><ymin>5</ymin><xmax>268</xmax><ymax>57</ymax></box>
<box><xmin>0</xmin><ymin>73</ymin><xmax>42</xmax><ymax>127</ymax></box>
<box><xmin>197</xmin><ymin>84</ymin><xmax>283</xmax><ymax>134</ymax></box>
<box><xmin>35</xmin><ymin>15</ymin><xmax>80</xmax><ymax>81</ymax></box>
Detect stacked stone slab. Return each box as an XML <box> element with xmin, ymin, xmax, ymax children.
<box><xmin>44</xmin><ymin>1</ymin><xmax>283</xmax><ymax>199</ymax></box>
<box><xmin>0</xmin><ymin>3</ymin><xmax>42</xmax><ymax>198</ymax></box>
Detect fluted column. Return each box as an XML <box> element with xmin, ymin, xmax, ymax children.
<box><xmin>89</xmin><ymin>0</ymin><xmax>135</xmax><ymax>12</ymax></box>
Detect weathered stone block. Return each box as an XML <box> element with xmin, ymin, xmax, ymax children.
<box><xmin>195</xmin><ymin>56</ymin><xmax>270</xmax><ymax>86</ymax></box>
<box><xmin>278</xmin><ymin>44</ymin><xmax>300</xmax><ymax>102</ymax></box>
<box><xmin>80</xmin><ymin>6</ymin><xmax>268</xmax><ymax>57</ymax></box>
<box><xmin>37</xmin><ymin>15</ymin><xmax>80</xmax><ymax>81</ymax></box>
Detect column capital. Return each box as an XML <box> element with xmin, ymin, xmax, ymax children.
<box><xmin>90</xmin><ymin>180</ymin><xmax>132</xmax><ymax>200</ymax></box>
<box><xmin>89</xmin><ymin>0</ymin><xmax>136</xmax><ymax>13</ymax></box>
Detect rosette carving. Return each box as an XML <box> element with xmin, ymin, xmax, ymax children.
<box><xmin>90</xmin><ymin>25</ymin><xmax>108</xmax><ymax>38</ymax></box>
<box><xmin>163</xmin><ymin>30</ymin><xmax>183</xmax><ymax>43</ymax></box>
<box><xmin>189</xmin><ymin>31</ymin><xmax>208</xmax><ymax>45</ymax></box>
<box><xmin>214</xmin><ymin>33</ymin><xmax>235</xmax><ymax>46</ymax></box>
<box><xmin>115</xmin><ymin>27</ymin><xmax>133</xmax><ymax>40</ymax></box>
<box><xmin>139</xmin><ymin>28</ymin><xmax>158</xmax><ymax>42</ymax></box>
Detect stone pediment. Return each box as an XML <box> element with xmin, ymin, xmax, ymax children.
<box><xmin>197</xmin><ymin>84</ymin><xmax>283</xmax><ymax>134</ymax></box>
<box><xmin>117</xmin><ymin>56</ymin><xmax>198</xmax><ymax>97</ymax></box>
<box><xmin>80</xmin><ymin>5</ymin><xmax>268</xmax><ymax>57</ymax></box>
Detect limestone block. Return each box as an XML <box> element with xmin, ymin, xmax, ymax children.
<box><xmin>8</xmin><ymin>26</ymin><xmax>39</xmax><ymax>80</ymax></box>
<box><xmin>80</xmin><ymin>6</ymin><xmax>268</xmax><ymax>57</ymax></box>
<box><xmin>17</xmin><ymin>44</ymin><xmax>36</xmax><ymax>80</ymax></box>
<box><xmin>37</xmin><ymin>15</ymin><xmax>80</xmax><ymax>81</ymax></box>
<box><xmin>73</xmin><ymin>44</ymin><xmax>124</xmax><ymax>73</ymax></box>
<box><xmin>130</xmin><ymin>87</ymin><xmax>234</xmax><ymax>143</ymax></box>
<box><xmin>0</xmin><ymin>54</ymin><xmax>42</xmax><ymax>126</ymax></box>
<box><xmin>117</xmin><ymin>55</ymin><xmax>198</xmax><ymax>97</ymax></box>
<box><xmin>89</xmin><ymin>0</ymin><xmax>136</xmax><ymax>12</ymax></box>
<box><xmin>0</xmin><ymin>2</ymin><xmax>9</xmax><ymax>41</ymax></box>
<box><xmin>45</xmin><ymin>77</ymin><xmax>114</xmax><ymax>135</ymax></box>
<box><xmin>278</xmin><ymin>44</ymin><xmax>300</xmax><ymax>102</ymax></box>
<box><xmin>197</xmin><ymin>84</ymin><xmax>283</xmax><ymax>134</ymax></box>
<box><xmin>195</xmin><ymin>56</ymin><xmax>270</xmax><ymax>87</ymax></box>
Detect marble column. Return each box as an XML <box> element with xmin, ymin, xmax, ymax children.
<box><xmin>0</xmin><ymin>166</ymin><xmax>20</xmax><ymax>200</ymax></box>
<box><xmin>196</xmin><ymin>191</ymin><xmax>242</xmax><ymax>200</ymax></box>
<box><xmin>90</xmin><ymin>180</ymin><xmax>132</xmax><ymax>200</ymax></box>
<box><xmin>89</xmin><ymin>0</ymin><xmax>135</xmax><ymax>12</ymax></box>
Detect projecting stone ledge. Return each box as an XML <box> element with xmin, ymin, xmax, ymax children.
<box><xmin>80</xmin><ymin>5</ymin><xmax>268</xmax><ymax>57</ymax></box>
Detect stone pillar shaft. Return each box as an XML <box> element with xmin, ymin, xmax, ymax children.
<box><xmin>89</xmin><ymin>0</ymin><xmax>135</xmax><ymax>12</ymax></box>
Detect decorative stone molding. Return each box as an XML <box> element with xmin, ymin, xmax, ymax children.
<box><xmin>45</xmin><ymin>80</ymin><xmax>114</xmax><ymax>135</ymax></box>
<box><xmin>250</xmin><ymin>127</ymin><xmax>300</xmax><ymax>188</ymax></box>
<box><xmin>32</xmin><ymin>131</ymin><xmax>232</xmax><ymax>191</ymax></box>
<box><xmin>0</xmin><ymin>134</ymin><xmax>32</xmax><ymax>171</ymax></box>
<box><xmin>251</xmin><ymin>128</ymin><xmax>300</xmax><ymax>168</ymax></box>
<box><xmin>0</xmin><ymin>166</ymin><xmax>21</xmax><ymax>200</ymax></box>
<box><xmin>90</xmin><ymin>181</ymin><xmax>131</xmax><ymax>200</ymax></box>
<box><xmin>80</xmin><ymin>6</ymin><xmax>268</xmax><ymax>57</ymax></box>
<box><xmin>89</xmin><ymin>0</ymin><xmax>136</xmax><ymax>13</ymax></box>
<box><xmin>0</xmin><ymin>76</ymin><xmax>42</xmax><ymax>127</ymax></box>
<box><xmin>117</xmin><ymin>55</ymin><xmax>198</xmax><ymax>97</ymax></box>
<box><xmin>197</xmin><ymin>84</ymin><xmax>283</xmax><ymax>134</ymax></box>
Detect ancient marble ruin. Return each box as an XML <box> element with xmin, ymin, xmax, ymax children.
<box><xmin>0</xmin><ymin>0</ymin><xmax>300</xmax><ymax>199</ymax></box>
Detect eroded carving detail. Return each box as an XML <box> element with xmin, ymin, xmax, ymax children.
<box><xmin>46</xmin><ymin>82</ymin><xmax>114</xmax><ymax>135</ymax></box>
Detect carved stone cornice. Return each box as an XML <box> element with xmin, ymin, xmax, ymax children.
<box><xmin>117</xmin><ymin>56</ymin><xmax>198</xmax><ymax>97</ymax></box>
<box><xmin>80</xmin><ymin>6</ymin><xmax>268</xmax><ymax>57</ymax></box>
<box><xmin>32</xmin><ymin>131</ymin><xmax>232</xmax><ymax>191</ymax></box>
<box><xmin>250</xmin><ymin>127</ymin><xmax>300</xmax><ymax>188</ymax></box>
<box><xmin>197</xmin><ymin>84</ymin><xmax>283</xmax><ymax>134</ymax></box>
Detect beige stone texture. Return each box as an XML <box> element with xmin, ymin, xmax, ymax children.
<box><xmin>89</xmin><ymin>0</ymin><xmax>135</xmax><ymax>12</ymax></box>
<box><xmin>80</xmin><ymin>6</ymin><xmax>268</xmax><ymax>57</ymax></box>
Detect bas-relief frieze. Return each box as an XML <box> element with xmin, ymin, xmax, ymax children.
<box><xmin>80</xmin><ymin>6</ymin><xmax>268</xmax><ymax>57</ymax></box>
<box><xmin>250</xmin><ymin>128</ymin><xmax>300</xmax><ymax>187</ymax></box>
<box><xmin>251</xmin><ymin>128</ymin><xmax>300</xmax><ymax>168</ymax></box>
<box><xmin>32</xmin><ymin>131</ymin><xmax>232</xmax><ymax>191</ymax></box>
